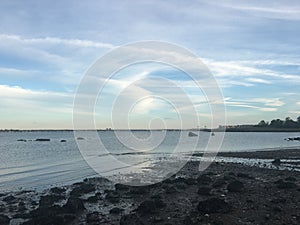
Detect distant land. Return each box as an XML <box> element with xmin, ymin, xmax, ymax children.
<box><xmin>202</xmin><ymin>116</ymin><xmax>300</xmax><ymax>132</ymax></box>
<box><xmin>1</xmin><ymin>117</ymin><xmax>299</xmax><ymax>132</ymax></box>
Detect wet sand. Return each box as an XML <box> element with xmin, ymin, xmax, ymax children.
<box><xmin>0</xmin><ymin>149</ymin><xmax>299</xmax><ymax>225</ymax></box>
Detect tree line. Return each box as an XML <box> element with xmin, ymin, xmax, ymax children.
<box><xmin>256</xmin><ymin>116</ymin><xmax>300</xmax><ymax>128</ymax></box>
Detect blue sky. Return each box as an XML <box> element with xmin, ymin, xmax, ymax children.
<box><xmin>0</xmin><ymin>0</ymin><xmax>300</xmax><ymax>129</ymax></box>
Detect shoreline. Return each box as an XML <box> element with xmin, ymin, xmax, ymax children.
<box><xmin>0</xmin><ymin>149</ymin><xmax>299</xmax><ymax>225</ymax></box>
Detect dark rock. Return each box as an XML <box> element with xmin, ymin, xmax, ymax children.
<box><xmin>50</xmin><ymin>187</ymin><xmax>66</xmax><ymax>195</ymax></box>
<box><xmin>17</xmin><ymin>139</ymin><xmax>27</xmax><ymax>142</ymax></box>
<box><xmin>86</xmin><ymin>195</ymin><xmax>100</xmax><ymax>203</ymax></box>
<box><xmin>137</xmin><ymin>200</ymin><xmax>156</xmax><ymax>214</ymax></box>
<box><xmin>27</xmin><ymin>205</ymin><xmax>76</xmax><ymax>225</ymax></box>
<box><xmin>120</xmin><ymin>213</ymin><xmax>144</xmax><ymax>225</ymax></box>
<box><xmin>150</xmin><ymin>195</ymin><xmax>167</xmax><ymax>208</ymax></box>
<box><xmin>30</xmin><ymin>205</ymin><xmax>63</xmax><ymax>217</ymax></box>
<box><xmin>105</xmin><ymin>190</ymin><xmax>120</xmax><ymax>203</ymax></box>
<box><xmin>174</xmin><ymin>182</ymin><xmax>187</xmax><ymax>190</ymax></box>
<box><xmin>197</xmin><ymin>198</ymin><xmax>231</xmax><ymax>214</ymax></box>
<box><xmin>63</xmin><ymin>197</ymin><xmax>85</xmax><ymax>213</ymax></box>
<box><xmin>60</xmin><ymin>140</ymin><xmax>67</xmax><ymax>142</ymax></box>
<box><xmin>237</xmin><ymin>173</ymin><xmax>253</xmax><ymax>179</ymax></box>
<box><xmin>35</xmin><ymin>138</ymin><xmax>50</xmax><ymax>142</ymax></box>
<box><xmin>275</xmin><ymin>179</ymin><xmax>297</xmax><ymax>189</ymax></box>
<box><xmin>115</xmin><ymin>183</ymin><xmax>130</xmax><ymax>191</ymax></box>
<box><xmin>227</xmin><ymin>180</ymin><xmax>244</xmax><ymax>192</ymax></box>
<box><xmin>272</xmin><ymin>158</ymin><xmax>281</xmax><ymax>165</ymax></box>
<box><xmin>24</xmin><ymin>213</ymin><xmax>75</xmax><ymax>225</ymax></box>
<box><xmin>86</xmin><ymin>212</ymin><xmax>105</xmax><ymax>224</ymax></box>
<box><xmin>39</xmin><ymin>194</ymin><xmax>65</xmax><ymax>207</ymax></box>
<box><xmin>3</xmin><ymin>195</ymin><xmax>17</xmax><ymax>203</ymax></box>
<box><xmin>13</xmin><ymin>212</ymin><xmax>31</xmax><ymax>219</ymax></box>
<box><xmin>197</xmin><ymin>186</ymin><xmax>212</xmax><ymax>195</ymax></box>
<box><xmin>197</xmin><ymin>174</ymin><xmax>213</xmax><ymax>185</ymax></box>
<box><xmin>70</xmin><ymin>183</ymin><xmax>95</xmax><ymax>197</ymax></box>
<box><xmin>18</xmin><ymin>201</ymin><xmax>27</xmax><ymax>212</ymax></box>
<box><xmin>212</xmin><ymin>178</ymin><xmax>227</xmax><ymax>188</ymax></box>
<box><xmin>270</xmin><ymin>198</ymin><xmax>287</xmax><ymax>204</ymax></box>
<box><xmin>272</xmin><ymin>206</ymin><xmax>283</xmax><ymax>212</ymax></box>
<box><xmin>165</xmin><ymin>186</ymin><xmax>177</xmax><ymax>194</ymax></box>
<box><xmin>0</xmin><ymin>214</ymin><xmax>10</xmax><ymax>225</ymax></box>
<box><xmin>285</xmin><ymin>176</ymin><xmax>297</xmax><ymax>182</ymax></box>
<box><xmin>129</xmin><ymin>186</ymin><xmax>149</xmax><ymax>195</ymax></box>
<box><xmin>109</xmin><ymin>207</ymin><xmax>124</xmax><ymax>214</ymax></box>
<box><xmin>223</xmin><ymin>174</ymin><xmax>235</xmax><ymax>181</ymax></box>
<box><xmin>188</xmin><ymin>131</ymin><xmax>198</xmax><ymax>137</ymax></box>
<box><xmin>184</xmin><ymin>177</ymin><xmax>198</xmax><ymax>185</ymax></box>
<box><xmin>77</xmin><ymin>137</ymin><xmax>85</xmax><ymax>140</ymax></box>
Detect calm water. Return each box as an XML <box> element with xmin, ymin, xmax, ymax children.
<box><xmin>0</xmin><ymin>131</ymin><xmax>300</xmax><ymax>191</ymax></box>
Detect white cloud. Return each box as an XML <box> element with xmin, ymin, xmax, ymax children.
<box><xmin>246</xmin><ymin>78</ymin><xmax>271</xmax><ymax>84</ymax></box>
<box><xmin>297</xmin><ymin>102</ymin><xmax>300</xmax><ymax>105</ymax></box>
<box><xmin>225</xmin><ymin>98</ymin><xmax>280</xmax><ymax>112</ymax></box>
<box><xmin>289</xmin><ymin>110</ymin><xmax>300</xmax><ymax>114</ymax></box>
<box><xmin>217</xmin><ymin>1</ymin><xmax>300</xmax><ymax>20</ymax></box>
<box><xmin>0</xmin><ymin>34</ymin><xmax>114</xmax><ymax>49</ymax></box>
<box><xmin>247</xmin><ymin>98</ymin><xmax>285</xmax><ymax>107</ymax></box>
<box><xmin>202</xmin><ymin>58</ymin><xmax>300</xmax><ymax>87</ymax></box>
<box><xmin>0</xmin><ymin>84</ymin><xmax>71</xmax><ymax>99</ymax></box>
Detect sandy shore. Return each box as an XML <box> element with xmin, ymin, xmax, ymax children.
<box><xmin>0</xmin><ymin>149</ymin><xmax>299</xmax><ymax>225</ymax></box>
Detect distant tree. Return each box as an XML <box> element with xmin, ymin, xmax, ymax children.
<box><xmin>270</xmin><ymin>119</ymin><xmax>284</xmax><ymax>128</ymax></box>
<box><xmin>257</xmin><ymin>120</ymin><xmax>268</xmax><ymax>127</ymax></box>
<box><xmin>284</xmin><ymin>117</ymin><xmax>298</xmax><ymax>128</ymax></box>
<box><xmin>297</xmin><ymin>116</ymin><xmax>300</xmax><ymax>124</ymax></box>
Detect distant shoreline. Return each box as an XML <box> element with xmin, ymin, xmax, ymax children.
<box><xmin>201</xmin><ymin>128</ymin><xmax>300</xmax><ymax>132</ymax></box>
<box><xmin>1</xmin><ymin>128</ymin><xmax>300</xmax><ymax>132</ymax></box>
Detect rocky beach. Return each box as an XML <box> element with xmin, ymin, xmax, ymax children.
<box><xmin>0</xmin><ymin>149</ymin><xmax>299</xmax><ymax>225</ymax></box>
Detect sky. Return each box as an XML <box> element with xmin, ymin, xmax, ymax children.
<box><xmin>0</xmin><ymin>0</ymin><xmax>300</xmax><ymax>129</ymax></box>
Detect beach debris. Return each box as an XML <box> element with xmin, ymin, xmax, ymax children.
<box><xmin>60</xmin><ymin>139</ymin><xmax>67</xmax><ymax>142</ymax></box>
<box><xmin>17</xmin><ymin>139</ymin><xmax>27</xmax><ymax>142</ymax></box>
<box><xmin>35</xmin><ymin>138</ymin><xmax>50</xmax><ymax>142</ymax></box>
<box><xmin>188</xmin><ymin>131</ymin><xmax>198</xmax><ymax>137</ymax></box>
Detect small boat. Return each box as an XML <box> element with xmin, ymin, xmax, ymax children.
<box><xmin>188</xmin><ymin>131</ymin><xmax>198</xmax><ymax>137</ymax></box>
<box><xmin>211</xmin><ymin>132</ymin><xmax>215</xmax><ymax>136</ymax></box>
